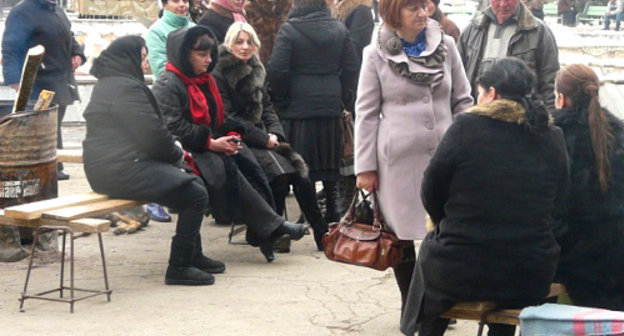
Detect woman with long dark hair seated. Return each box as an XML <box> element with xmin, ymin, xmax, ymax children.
<box><xmin>152</xmin><ymin>25</ymin><xmax>307</xmax><ymax>262</ymax></box>
<box><xmin>213</xmin><ymin>22</ymin><xmax>328</xmax><ymax>251</ymax></box>
<box><xmin>400</xmin><ymin>58</ymin><xmax>569</xmax><ymax>336</ymax></box>
<box><xmin>83</xmin><ymin>36</ymin><xmax>223</xmax><ymax>286</ymax></box>
<box><xmin>553</xmin><ymin>64</ymin><xmax>624</xmax><ymax>311</ymax></box>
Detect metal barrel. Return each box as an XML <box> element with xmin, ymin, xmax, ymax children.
<box><xmin>0</xmin><ymin>101</ymin><xmax>58</xmax><ymax>208</ymax></box>
<box><xmin>0</xmin><ymin>101</ymin><xmax>58</xmax><ymax>262</ymax></box>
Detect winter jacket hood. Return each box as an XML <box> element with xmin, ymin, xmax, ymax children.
<box><xmin>166</xmin><ymin>25</ymin><xmax>219</xmax><ymax>77</ymax></box>
<box><xmin>91</xmin><ymin>35</ymin><xmax>145</xmax><ymax>82</ymax></box>
<box><xmin>287</xmin><ymin>7</ymin><xmax>344</xmax><ymax>48</ymax></box>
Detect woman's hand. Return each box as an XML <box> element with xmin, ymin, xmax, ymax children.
<box><xmin>209</xmin><ymin>135</ymin><xmax>243</xmax><ymax>155</ymax></box>
<box><xmin>266</xmin><ymin>133</ymin><xmax>279</xmax><ymax>149</ymax></box>
<box><xmin>356</xmin><ymin>171</ymin><xmax>378</xmax><ymax>193</ymax></box>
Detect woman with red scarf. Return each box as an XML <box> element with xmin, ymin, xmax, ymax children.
<box><xmin>152</xmin><ymin>26</ymin><xmax>307</xmax><ymax>262</ymax></box>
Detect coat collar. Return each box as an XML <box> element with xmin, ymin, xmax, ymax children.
<box><xmin>467</xmin><ymin>99</ymin><xmax>527</xmax><ymax>124</ymax></box>
<box><xmin>161</xmin><ymin>9</ymin><xmax>191</xmax><ymax>27</ymax></box>
<box><xmin>375</xmin><ymin>20</ymin><xmax>445</xmax><ymax>76</ymax></box>
<box><xmin>214</xmin><ymin>45</ymin><xmax>266</xmax><ymax>123</ymax></box>
<box><xmin>473</xmin><ymin>2</ymin><xmax>537</xmax><ymax>31</ymax></box>
<box><xmin>332</xmin><ymin>0</ymin><xmax>372</xmax><ymax>22</ymax></box>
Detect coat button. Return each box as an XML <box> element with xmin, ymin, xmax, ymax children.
<box><xmin>428</xmin><ymin>148</ymin><xmax>435</xmax><ymax>156</ymax></box>
<box><xmin>423</xmin><ymin>96</ymin><xmax>430</xmax><ymax>103</ymax></box>
<box><xmin>425</xmin><ymin>121</ymin><xmax>434</xmax><ymax>130</ymax></box>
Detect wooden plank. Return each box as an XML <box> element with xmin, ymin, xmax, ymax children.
<box><xmin>67</xmin><ymin>218</ymin><xmax>110</xmax><ymax>233</ymax></box>
<box><xmin>3</xmin><ymin>192</ymin><xmax>109</xmax><ymax>220</ymax></box>
<box><xmin>441</xmin><ymin>301</ymin><xmax>497</xmax><ymax>320</ymax></box>
<box><xmin>56</xmin><ymin>149</ymin><xmax>83</xmax><ymax>164</ymax></box>
<box><xmin>42</xmin><ymin>199</ymin><xmax>145</xmax><ymax>221</ymax></box>
<box><xmin>0</xmin><ymin>210</ymin><xmax>42</xmax><ymax>228</ymax></box>
<box><xmin>483</xmin><ymin>309</ymin><xmax>521</xmax><ymax>325</ymax></box>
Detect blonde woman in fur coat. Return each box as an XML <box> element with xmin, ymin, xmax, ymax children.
<box><xmin>213</xmin><ymin>22</ymin><xmax>328</xmax><ymax>250</ymax></box>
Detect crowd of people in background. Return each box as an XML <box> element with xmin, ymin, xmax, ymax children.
<box><xmin>2</xmin><ymin>0</ymin><xmax>624</xmax><ymax>334</ymax></box>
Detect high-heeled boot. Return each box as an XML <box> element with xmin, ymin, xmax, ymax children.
<box><xmin>292</xmin><ymin>175</ymin><xmax>328</xmax><ymax>251</ymax></box>
<box><xmin>323</xmin><ymin>181</ymin><xmax>340</xmax><ymax>223</ymax></box>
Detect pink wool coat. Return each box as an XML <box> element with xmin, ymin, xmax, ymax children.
<box><xmin>354</xmin><ymin>20</ymin><xmax>473</xmax><ymax>240</ymax></box>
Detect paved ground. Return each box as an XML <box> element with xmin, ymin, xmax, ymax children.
<box><xmin>0</xmin><ymin>125</ymin><xmax>479</xmax><ymax>336</ymax></box>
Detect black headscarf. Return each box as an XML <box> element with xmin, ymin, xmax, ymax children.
<box><xmin>90</xmin><ymin>35</ymin><xmax>146</xmax><ymax>82</ymax></box>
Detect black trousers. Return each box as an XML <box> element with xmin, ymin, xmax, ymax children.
<box><xmin>198</xmin><ymin>151</ymin><xmax>283</xmax><ymax>243</ymax></box>
<box><xmin>212</xmin><ymin>146</ymin><xmax>276</xmax><ymax>223</ymax></box>
<box><xmin>153</xmin><ymin>178</ymin><xmax>208</xmax><ymax>244</ymax></box>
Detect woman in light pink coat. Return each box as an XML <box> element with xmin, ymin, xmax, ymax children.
<box><xmin>354</xmin><ymin>0</ymin><xmax>473</xmax><ymax>316</ymax></box>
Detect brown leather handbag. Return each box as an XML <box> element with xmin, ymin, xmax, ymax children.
<box><xmin>323</xmin><ymin>190</ymin><xmax>405</xmax><ymax>271</ymax></box>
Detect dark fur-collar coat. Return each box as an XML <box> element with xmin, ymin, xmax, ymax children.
<box><xmin>554</xmin><ymin>105</ymin><xmax>624</xmax><ymax>311</ymax></box>
<box><xmin>213</xmin><ymin>46</ymin><xmax>307</xmax><ymax>181</ymax></box>
<box><xmin>401</xmin><ymin>99</ymin><xmax>569</xmax><ymax>335</ymax></box>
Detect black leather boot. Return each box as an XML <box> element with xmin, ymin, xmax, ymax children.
<box><xmin>166</xmin><ymin>237</ymin><xmax>215</xmax><ymax>286</ymax></box>
<box><xmin>292</xmin><ymin>175</ymin><xmax>328</xmax><ymax>251</ymax></box>
<box><xmin>192</xmin><ymin>235</ymin><xmax>226</xmax><ymax>274</ymax></box>
<box><xmin>323</xmin><ymin>181</ymin><xmax>340</xmax><ymax>223</ymax></box>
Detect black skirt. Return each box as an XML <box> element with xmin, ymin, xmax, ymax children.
<box><xmin>282</xmin><ymin>117</ymin><xmax>342</xmax><ymax>182</ymax></box>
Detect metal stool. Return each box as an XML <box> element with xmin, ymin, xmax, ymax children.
<box><xmin>19</xmin><ymin>224</ymin><xmax>112</xmax><ymax>313</ymax></box>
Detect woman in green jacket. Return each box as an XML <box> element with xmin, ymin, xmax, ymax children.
<box><xmin>146</xmin><ymin>0</ymin><xmax>195</xmax><ymax>79</ymax></box>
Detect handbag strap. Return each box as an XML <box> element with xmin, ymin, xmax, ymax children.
<box><xmin>342</xmin><ymin>186</ymin><xmax>385</xmax><ymax>231</ymax></box>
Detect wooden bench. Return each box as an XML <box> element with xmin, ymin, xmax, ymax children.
<box><xmin>441</xmin><ymin>283</ymin><xmax>567</xmax><ymax>336</ymax></box>
<box><xmin>0</xmin><ymin>192</ymin><xmax>144</xmax><ymax>312</ymax></box>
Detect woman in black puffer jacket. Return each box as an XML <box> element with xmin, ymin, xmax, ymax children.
<box><xmin>268</xmin><ymin>0</ymin><xmax>360</xmax><ymax>223</ymax></box>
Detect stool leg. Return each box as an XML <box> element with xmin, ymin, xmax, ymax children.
<box><xmin>477</xmin><ymin>322</ymin><xmax>485</xmax><ymax>336</ymax></box>
<box><xmin>19</xmin><ymin>228</ymin><xmax>41</xmax><ymax>312</ymax></box>
<box><xmin>98</xmin><ymin>233</ymin><xmax>111</xmax><ymax>302</ymax></box>
<box><xmin>60</xmin><ymin>231</ymin><xmax>67</xmax><ymax>298</ymax></box>
<box><xmin>70</xmin><ymin>231</ymin><xmax>75</xmax><ymax>313</ymax></box>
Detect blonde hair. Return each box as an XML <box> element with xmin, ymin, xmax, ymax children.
<box><xmin>223</xmin><ymin>22</ymin><xmax>261</xmax><ymax>52</ymax></box>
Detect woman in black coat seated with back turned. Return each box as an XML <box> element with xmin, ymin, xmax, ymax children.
<box><xmin>152</xmin><ymin>25</ymin><xmax>307</xmax><ymax>262</ymax></box>
<box><xmin>83</xmin><ymin>36</ymin><xmax>223</xmax><ymax>286</ymax></box>
<box><xmin>400</xmin><ymin>58</ymin><xmax>569</xmax><ymax>336</ymax></box>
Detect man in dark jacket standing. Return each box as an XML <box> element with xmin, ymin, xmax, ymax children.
<box><xmin>457</xmin><ymin>0</ymin><xmax>559</xmax><ymax>111</ymax></box>
<box><xmin>2</xmin><ymin>0</ymin><xmax>86</xmax><ymax>180</ymax></box>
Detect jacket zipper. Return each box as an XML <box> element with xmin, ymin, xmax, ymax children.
<box><xmin>268</xmin><ymin>151</ymin><xmax>286</xmax><ymax>174</ymax></box>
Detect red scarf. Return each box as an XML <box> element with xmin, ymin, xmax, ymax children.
<box><xmin>165</xmin><ymin>62</ymin><xmax>224</xmax><ymax>128</ymax></box>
